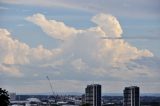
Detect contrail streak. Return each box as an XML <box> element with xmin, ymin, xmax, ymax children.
<box><xmin>101</xmin><ymin>36</ymin><xmax>160</xmax><ymax>40</ymax></box>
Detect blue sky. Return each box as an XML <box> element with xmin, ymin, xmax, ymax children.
<box><xmin>0</xmin><ymin>0</ymin><xmax>160</xmax><ymax>94</ymax></box>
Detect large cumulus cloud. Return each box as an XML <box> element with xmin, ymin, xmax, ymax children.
<box><xmin>1</xmin><ymin>13</ymin><xmax>159</xmax><ymax>93</ymax></box>
<box><xmin>26</xmin><ymin>13</ymin><xmax>79</xmax><ymax>40</ymax></box>
<box><xmin>92</xmin><ymin>13</ymin><xmax>123</xmax><ymax>37</ymax></box>
<box><xmin>24</xmin><ymin>13</ymin><xmax>154</xmax><ymax>79</ymax></box>
<box><xmin>0</xmin><ymin>28</ymin><xmax>61</xmax><ymax>76</ymax></box>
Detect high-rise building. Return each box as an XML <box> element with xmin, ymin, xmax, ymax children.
<box><xmin>85</xmin><ymin>84</ymin><xmax>101</xmax><ymax>106</ymax></box>
<box><xmin>123</xmin><ymin>86</ymin><xmax>140</xmax><ymax>106</ymax></box>
<box><xmin>81</xmin><ymin>94</ymin><xmax>86</xmax><ymax>105</ymax></box>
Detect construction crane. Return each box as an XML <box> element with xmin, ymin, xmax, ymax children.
<box><xmin>46</xmin><ymin>76</ymin><xmax>55</xmax><ymax>97</ymax></box>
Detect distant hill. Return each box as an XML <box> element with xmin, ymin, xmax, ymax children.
<box><xmin>18</xmin><ymin>92</ymin><xmax>160</xmax><ymax>97</ymax></box>
<box><xmin>18</xmin><ymin>92</ymin><xmax>83</xmax><ymax>95</ymax></box>
<box><xmin>103</xmin><ymin>93</ymin><xmax>160</xmax><ymax>97</ymax></box>
<box><xmin>140</xmin><ymin>93</ymin><xmax>160</xmax><ymax>97</ymax></box>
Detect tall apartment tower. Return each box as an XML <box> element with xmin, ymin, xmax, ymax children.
<box><xmin>123</xmin><ymin>86</ymin><xmax>140</xmax><ymax>106</ymax></box>
<box><xmin>85</xmin><ymin>84</ymin><xmax>101</xmax><ymax>106</ymax></box>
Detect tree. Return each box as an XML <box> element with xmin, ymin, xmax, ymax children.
<box><xmin>82</xmin><ymin>103</ymin><xmax>90</xmax><ymax>106</ymax></box>
<box><xmin>0</xmin><ymin>88</ymin><xmax>10</xmax><ymax>106</ymax></box>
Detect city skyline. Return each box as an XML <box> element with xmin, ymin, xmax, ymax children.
<box><xmin>0</xmin><ymin>0</ymin><xmax>160</xmax><ymax>94</ymax></box>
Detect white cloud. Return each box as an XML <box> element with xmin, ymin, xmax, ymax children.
<box><xmin>0</xmin><ymin>13</ymin><xmax>154</xmax><ymax>79</ymax></box>
<box><xmin>94</xmin><ymin>40</ymin><xmax>153</xmax><ymax>66</ymax></box>
<box><xmin>29</xmin><ymin>45</ymin><xmax>61</xmax><ymax>63</ymax></box>
<box><xmin>71</xmin><ymin>58</ymin><xmax>87</xmax><ymax>71</ymax></box>
<box><xmin>26</xmin><ymin>13</ymin><xmax>154</xmax><ymax>80</ymax></box>
<box><xmin>0</xmin><ymin>28</ymin><xmax>61</xmax><ymax>76</ymax></box>
<box><xmin>26</xmin><ymin>13</ymin><xmax>80</xmax><ymax>40</ymax></box>
<box><xmin>0</xmin><ymin>29</ymin><xmax>29</xmax><ymax>64</ymax></box>
<box><xmin>1</xmin><ymin>13</ymin><xmax>159</xmax><ymax>93</ymax></box>
<box><xmin>0</xmin><ymin>64</ymin><xmax>22</xmax><ymax>77</ymax></box>
<box><xmin>92</xmin><ymin>13</ymin><xmax>123</xmax><ymax>37</ymax></box>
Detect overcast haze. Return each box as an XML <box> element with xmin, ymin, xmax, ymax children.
<box><xmin>0</xmin><ymin>0</ymin><xmax>160</xmax><ymax>94</ymax></box>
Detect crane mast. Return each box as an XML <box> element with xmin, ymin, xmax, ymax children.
<box><xmin>46</xmin><ymin>76</ymin><xmax>55</xmax><ymax>96</ymax></box>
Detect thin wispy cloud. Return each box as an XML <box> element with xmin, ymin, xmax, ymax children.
<box><xmin>1</xmin><ymin>0</ymin><xmax>160</xmax><ymax>19</ymax></box>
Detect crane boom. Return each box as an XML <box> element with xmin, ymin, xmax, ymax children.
<box><xmin>46</xmin><ymin>76</ymin><xmax>54</xmax><ymax>96</ymax></box>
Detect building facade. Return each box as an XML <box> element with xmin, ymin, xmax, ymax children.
<box><xmin>85</xmin><ymin>84</ymin><xmax>101</xmax><ymax>106</ymax></box>
<box><xmin>81</xmin><ymin>94</ymin><xmax>86</xmax><ymax>105</ymax></box>
<box><xmin>123</xmin><ymin>86</ymin><xmax>140</xmax><ymax>106</ymax></box>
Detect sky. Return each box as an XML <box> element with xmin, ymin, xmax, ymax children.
<box><xmin>0</xmin><ymin>0</ymin><xmax>160</xmax><ymax>94</ymax></box>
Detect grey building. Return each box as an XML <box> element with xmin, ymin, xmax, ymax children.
<box><xmin>81</xmin><ymin>94</ymin><xmax>86</xmax><ymax>105</ymax></box>
<box><xmin>85</xmin><ymin>84</ymin><xmax>101</xmax><ymax>106</ymax></box>
<box><xmin>123</xmin><ymin>86</ymin><xmax>140</xmax><ymax>106</ymax></box>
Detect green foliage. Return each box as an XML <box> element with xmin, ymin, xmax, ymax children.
<box><xmin>0</xmin><ymin>88</ymin><xmax>10</xmax><ymax>106</ymax></box>
<box><xmin>82</xmin><ymin>103</ymin><xmax>90</xmax><ymax>106</ymax></box>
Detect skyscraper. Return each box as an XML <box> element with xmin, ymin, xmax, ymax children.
<box><xmin>123</xmin><ymin>86</ymin><xmax>140</xmax><ymax>106</ymax></box>
<box><xmin>85</xmin><ymin>84</ymin><xmax>101</xmax><ymax>106</ymax></box>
